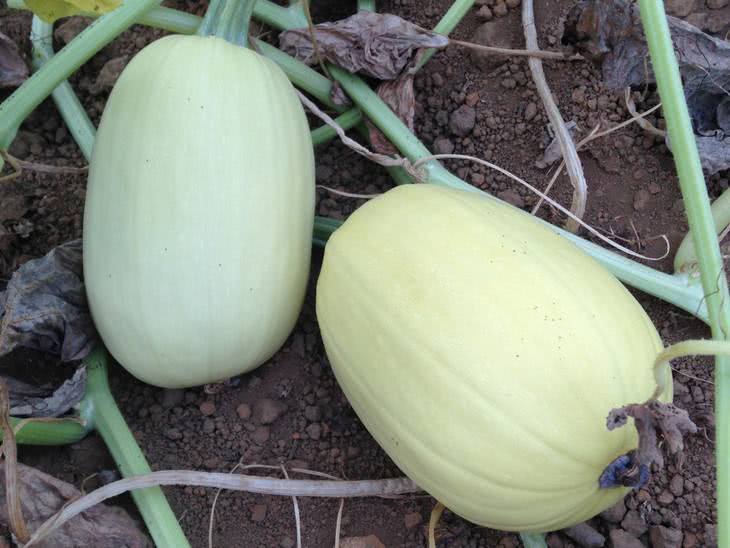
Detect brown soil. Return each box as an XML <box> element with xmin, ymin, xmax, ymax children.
<box><xmin>0</xmin><ymin>0</ymin><xmax>726</xmax><ymax>547</ymax></box>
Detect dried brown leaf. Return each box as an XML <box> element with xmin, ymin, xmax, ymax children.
<box><xmin>279</xmin><ymin>11</ymin><xmax>448</xmax><ymax>80</ymax></box>
<box><xmin>0</xmin><ymin>32</ymin><xmax>28</xmax><ymax>89</ymax></box>
<box><xmin>0</xmin><ymin>461</ymin><xmax>151</xmax><ymax>547</ymax></box>
<box><xmin>329</xmin><ymin>81</ymin><xmax>352</xmax><ymax>107</ymax></box>
<box><xmin>0</xmin><ymin>382</ymin><xmax>30</xmax><ymax>543</ymax></box>
<box><xmin>607</xmin><ymin>400</ymin><xmax>697</xmax><ymax>470</ymax></box>
<box><xmin>367</xmin><ymin>73</ymin><xmax>416</xmax><ymax>155</ymax></box>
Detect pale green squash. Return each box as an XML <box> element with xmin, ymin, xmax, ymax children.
<box><xmin>84</xmin><ymin>35</ymin><xmax>315</xmax><ymax>388</ymax></box>
<box><xmin>316</xmin><ymin>184</ymin><xmax>671</xmax><ymax>532</ymax></box>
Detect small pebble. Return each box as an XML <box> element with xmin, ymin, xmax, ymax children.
<box><xmin>658</xmin><ymin>490</ymin><xmax>675</xmax><ymax>506</ymax></box>
<box><xmin>253</xmin><ymin>398</ymin><xmax>287</xmax><ymax>425</ymax></box>
<box><xmin>252</xmin><ymin>425</ymin><xmax>270</xmax><ymax>444</ymax></box>
<box><xmin>237</xmin><ymin>403</ymin><xmax>252</xmax><ymax>420</ymax></box>
<box><xmin>524</xmin><ymin>102</ymin><xmax>538</xmax><ymax>121</ymax></box>
<box><xmin>564</xmin><ymin>522</ymin><xmax>605</xmax><ymax>547</ymax></box>
<box><xmin>304</xmin><ymin>406</ymin><xmax>322</xmax><ymax>422</ymax></box>
<box><xmin>493</xmin><ymin>1</ymin><xmax>508</xmax><ymax>16</ymax></box>
<box><xmin>250</xmin><ymin>503</ymin><xmax>267</xmax><ymax>522</ymax></box>
<box><xmin>600</xmin><ymin>499</ymin><xmax>626</xmax><ymax>524</ymax></box>
<box><xmin>476</xmin><ymin>5</ymin><xmax>493</xmax><ymax>19</ymax></box>
<box><xmin>164</xmin><ymin>428</ymin><xmax>182</xmax><ymax>441</ymax></box>
<box><xmin>404</xmin><ymin>512</ymin><xmax>422</xmax><ymax>530</ymax></box>
<box><xmin>449</xmin><ymin>105</ymin><xmax>476</xmax><ymax>136</ymax></box>
<box><xmin>669</xmin><ymin>475</ymin><xmax>684</xmax><ymax>497</ymax></box>
<box><xmin>633</xmin><ymin>189</ymin><xmax>651</xmax><ymax>211</ymax></box>
<box><xmin>608</xmin><ymin>529</ymin><xmax>644</xmax><ymax>548</ymax></box>
<box><xmin>306</xmin><ymin>423</ymin><xmax>322</xmax><ymax>440</ymax></box>
<box><xmin>199</xmin><ymin>401</ymin><xmax>216</xmax><ymax>416</ymax></box>
<box><xmin>650</xmin><ymin>526</ymin><xmax>683</xmax><ymax>548</ymax></box>
<box><xmin>622</xmin><ymin>509</ymin><xmax>648</xmax><ymax>537</ymax></box>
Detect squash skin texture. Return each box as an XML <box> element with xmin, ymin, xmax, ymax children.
<box><xmin>316</xmin><ymin>184</ymin><xmax>671</xmax><ymax>533</ymax></box>
<box><xmin>83</xmin><ymin>35</ymin><xmax>315</xmax><ymax>388</ymax></box>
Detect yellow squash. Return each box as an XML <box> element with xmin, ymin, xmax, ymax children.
<box><xmin>316</xmin><ymin>184</ymin><xmax>671</xmax><ymax>532</ymax></box>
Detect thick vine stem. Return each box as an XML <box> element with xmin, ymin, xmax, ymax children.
<box><xmin>674</xmin><ymin>188</ymin><xmax>730</xmax><ymax>275</ymax></box>
<box><xmin>197</xmin><ymin>0</ymin><xmax>257</xmax><ymax>47</ymax></box>
<box><xmin>522</xmin><ymin>0</ymin><xmax>587</xmax><ymax>233</ymax></box>
<box><xmin>5</xmin><ymin>0</ymin><xmax>711</xmax><ymax>323</ymax></box>
<box><xmin>0</xmin><ymin>0</ymin><xmax>164</xmax><ymax>148</ymax></box>
<box><xmin>638</xmin><ymin>4</ymin><xmax>730</xmax><ymax>545</ymax></box>
<box><xmin>84</xmin><ymin>349</ymin><xmax>191</xmax><ymax>548</ymax></box>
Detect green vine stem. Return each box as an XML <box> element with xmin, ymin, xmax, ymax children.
<box><xmin>418</xmin><ymin>0</ymin><xmax>475</xmax><ymax>69</ymax></box>
<box><xmin>357</xmin><ymin>0</ymin><xmax>376</xmax><ymax>11</ymax></box>
<box><xmin>650</xmin><ymin>340</ymin><xmax>730</xmax><ymax>401</ymax></box>
<box><xmin>84</xmin><ymin>349</ymin><xmax>191</xmax><ymax>548</ymax></box>
<box><xmin>520</xmin><ymin>532</ymin><xmax>548</xmax><ymax>548</ymax></box>
<box><xmin>3</xmin><ymin>0</ymin><xmax>725</xmax><ymax>543</ymax></box>
<box><xmin>0</xmin><ymin>0</ymin><xmax>163</xmax><ymax>150</ymax></box>
<box><xmin>30</xmin><ymin>17</ymin><xmax>96</xmax><ymax>159</ymax></box>
<box><xmin>197</xmin><ymin>0</ymin><xmax>256</xmax><ymax>47</ymax></box>
<box><xmin>674</xmin><ymin>188</ymin><xmax>730</xmax><ymax>275</ymax></box>
<box><xmin>255</xmin><ymin>38</ymin><xmax>341</xmax><ymax>110</ymax></box>
<box><xmin>7</xmin><ymin>416</ymin><xmax>90</xmax><ymax>445</ymax></box>
<box><xmin>7</xmin><ymin>1</ymin><xmax>710</xmax><ymax>322</ymax></box>
<box><xmin>311</xmin><ymin>108</ymin><xmax>363</xmax><ymax>146</ymax></box>
<box><xmin>639</xmin><ymin>1</ymin><xmax>730</xmax><ymax>545</ymax></box>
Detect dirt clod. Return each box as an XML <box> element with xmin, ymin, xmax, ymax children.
<box><xmin>709</xmin><ymin>0</ymin><xmax>730</xmax><ymax>8</ymax></box>
<box><xmin>199</xmin><ymin>401</ymin><xmax>216</xmax><ymax>416</ymax></box>
<box><xmin>54</xmin><ymin>17</ymin><xmax>91</xmax><ymax>45</ymax></box>
<box><xmin>650</xmin><ymin>525</ymin><xmax>683</xmax><ymax>548</ymax></box>
<box><xmin>608</xmin><ymin>529</ymin><xmax>644</xmax><ymax>548</ymax></box>
<box><xmin>476</xmin><ymin>6</ymin><xmax>493</xmax><ymax>20</ymax></box>
<box><xmin>449</xmin><ymin>104</ymin><xmax>476</xmax><ymax>136</ymax></box>
<box><xmin>664</xmin><ymin>0</ymin><xmax>696</xmax><ymax>17</ymax></box>
<box><xmin>340</xmin><ymin>535</ymin><xmax>385</xmax><ymax>548</ymax></box>
<box><xmin>253</xmin><ymin>398</ymin><xmax>287</xmax><ymax>425</ymax></box>
<box><xmin>620</xmin><ymin>510</ymin><xmax>647</xmax><ymax>538</ymax></box>
<box><xmin>252</xmin><ymin>425</ymin><xmax>270</xmax><ymax>444</ymax></box>
<box><xmin>89</xmin><ymin>56</ymin><xmax>128</xmax><ymax>94</ymax></box>
<box><xmin>250</xmin><ymin>504</ymin><xmax>267</xmax><ymax>523</ymax></box>
<box><xmin>404</xmin><ymin>512</ymin><xmax>422</xmax><ymax>529</ymax></box>
<box><xmin>236</xmin><ymin>402</ymin><xmax>252</xmax><ymax>420</ymax></box>
<box><xmin>600</xmin><ymin>499</ymin><xmax>626</xmax><ymax>524</ymax></box>
<box><xmin>564</xmin><ymin>522</ymin><xmax>605</xmax><ymax>547</ymax></box>
<box><xmin>468</xmin><ymin>20</ymin><xmax>519</xmax><ymax>71</ymax></box>
<box><xmin>305</xmin><ymin>423</ymin><xmax>322</xmax><ymax>440</ymax></box>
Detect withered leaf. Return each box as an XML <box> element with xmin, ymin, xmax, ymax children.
<box><xmin>0</xmin><ymin>32</ymin><xmax>28</xmax><ymax>89</ymax></box>
<box><xmin>0</xmin><ymin>461</ymin><xmax>151</xmax><ymax>547</ymax></box>
<box><xmin>607</xmin><ymin>400</ymin><xmax>697</xmax><ymax>470</ymax></box>
<box><xmin>5</xmin><ymin>366</ymin><xmax>86</xmax><ymax>418</ymax></box>
<box><xmin>565</xmin><ymin>0</ymin><xmax>730</xmax><ymax>174</ymax></box>
<box><xmin>0</xmin><ymin>240</ymin><xmax>97</xmax><ymax>362</ymax></box>
<box><xmin>279</xmin><ymin>11</ymin><xmax>448</xmax><ymax>81</ymax></box>
<box><xmin>329</xmin><ymin>81</ymin><xmax>352</xmax><ymax>107</ymax></box>
<box><xmin>367</xmin><ymin>72</ymin><xmax>416</xmax><ymax>155</ymax></box>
